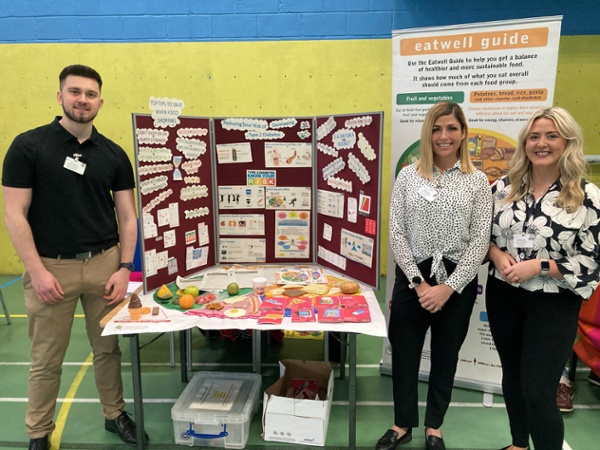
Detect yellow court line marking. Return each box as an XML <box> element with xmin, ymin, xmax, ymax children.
<box><xmin>50</xmin><ymin>352</ymin><xmax>94</xmax><ymax>450</ymax></box>
<box><xmin>0</xmin><ymin>314</ymin><xmax>85</xmax><ymax>318</ymax></box>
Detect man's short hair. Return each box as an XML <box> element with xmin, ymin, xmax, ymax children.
<box><xmin>59</xmin><ymin>65</ymin><xmax>103</xmax><ymax>90</ymax></box>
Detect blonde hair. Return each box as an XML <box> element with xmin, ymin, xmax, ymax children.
<box><xmin>415</xmin><ymin>101</ymin><xmax>476</xmax><ymax>179</ymax></box>
<box><xmin>505</xmin><ymin>107</ymin><xmax>586</xmax><ymax>212</ymax></box>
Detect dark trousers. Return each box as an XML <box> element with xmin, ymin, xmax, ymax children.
<box><xmin>388</xmin><ymin>260</ymin><xmax>477</xmax><ymax>429</ymax></box>
<box><xmin>486</xmin><ymin>276</ymin><xmax>582</xmax><ymax>450</ymax></box>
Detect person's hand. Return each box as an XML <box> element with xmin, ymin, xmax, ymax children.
<box><xmin>103</xmin><ymin>269</ymin><xmax>130</xmax><ymax>305</ymax></box>
<box><xmin>503</xmin><ymin>259</ymin><xmax>541</xmax><ymax>285</ymax></box>
<box><xmin>488</xmin><ymin>248</ymin><xmax>518</xmax><ymax>283</ymax></box>
<box><xmin>417</xmin><ymin>283</ymin><xmax>453</xmax><ymax>313</ymax></box>
<box><xmin>30</xmin><ymin>268</ymin><xmax>64</xmax><ymax>305</ymax></box>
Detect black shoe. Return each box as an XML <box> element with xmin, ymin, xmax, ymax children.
<box><xmin>589</xmin><ymin>371</ymin><xmax>600</xmax><ymax>387</ymax></box>
<box><xmin>28</xmin><ymin>436</ymin><xmax>49</xmax><ymax>450</ymax></box>
<box><xmin>375</xmin><ymin>428</ymin><xmax>412</xmax><ymax>450</ymax></box>
<box><xmin>105</xmin><ymin>411</ymin><xmax>149</xmax><ymax>447</ymax></box>
<box><xmin>426</xmin><ymin>435</ymin><xmax>446</xmax><ymax>450</ymax></box>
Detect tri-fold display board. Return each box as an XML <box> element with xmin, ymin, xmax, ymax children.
<box><xmin>132</xmin><ymin>112</ymin><xmax>383</xmax><ymax>292</ymax></box>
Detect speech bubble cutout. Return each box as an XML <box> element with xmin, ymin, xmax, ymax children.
<box><xmin>177</xmin><ymin>127</ymin><xmax>209</xmax><ymax>137</ymax></box>
<box><xmin>140</xmin><ymin>175</ymin><xmax>169</xmax><ymax>195</ymax></box>
<box><xmin>270</xmin><ymin>118</ymin><xmax>297</xmax><ymax>129</ymax></box>
<box><xmin>332</xmin><ymin>128</ymin><xmax>356</xmax><ymax>149</ymax></box>
<box><xmin>322</xmin><ymin>157</ymin><xmax>346</xmax><ymax>180</ymax></box>
<box><xmin>149</xmin><ymin>96</ymin><xmax>184</xmax><ymax>128</ymax></box>
<box><xmin>357</xmin><ymin>132</ymin><xmax>376</xmax><ymax>161</ymax></box>
<box><xmin>317</xmin><ymin>116</ymin><xmax>336</xmax><ymax>141</ymax></box>
<box><xmin>345</xmin><ymin>115</ymin><xmax>373</xmax><ymax>129</ymax></box>
<box><xmin>138</xmin><ymin>146</ymin><xmax>172</xmax><ymax>163</ymax></box>
<box><xmin>176</xmin><ymin>137</ymin><xmax>207</xmax><ymax>159</ymax></box>
<box><xmin>348</xmin><ymin>152</ymin><xmax>371</xmax><ymax>184</ymax></box>
<box><xmin>222</xmin><ymin>117</ymin><xmax>268</xmax><ymax>131</ymax></box>
<box><xmin>136</xmin><ymin>128</ymin><xmax>169</xmax><ymax>145</ymax></box>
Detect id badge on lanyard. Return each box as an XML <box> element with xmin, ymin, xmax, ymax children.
<box><xmin>513</xmin><ymin>233</ymin><xmax>534</xmax><ymax>261</ymax></box>
<box><xmin>64</xmin><ymin>154</ymin><xmax>86</xmax><ymax>175</ymax></box>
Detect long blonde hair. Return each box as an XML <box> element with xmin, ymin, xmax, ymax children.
<box><xmin>415</xmin><ymin>101</ymin><xmax>476</xmax><ymax>179</ymax></box>
<box><xmin>505</xmin><ymin>107</ymin><xmax>586</xmax><ymax>212</ymax></box>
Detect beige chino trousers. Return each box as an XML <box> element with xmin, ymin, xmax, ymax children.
<box><xmin>23</xmin><ymin>245</ymin><xmax>126</xmax><ymax>438</ymax></box>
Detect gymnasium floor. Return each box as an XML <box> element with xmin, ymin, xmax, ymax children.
<box><xmin>1</xmin><ymin>274</ymin><xmax>599</xmax><ymax>450</ymax></box>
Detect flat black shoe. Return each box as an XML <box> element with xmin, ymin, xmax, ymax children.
<box><xmin>426</xmin><ymin>435</ymin><xmax>446</xmax><ymax>450</ymax></box>
<box><xmin>105</xmin><ymin>410</ymin><xmax>149</xmax><ymax>447</ymax></box>
<box><xmin>28</xmin><ymin>436</ymin><xmax>49</xmax><ymax>450</ymax></box>
<box><xmin>375</xmin><ymin>428</ymin><xmax>412</xmax><ymax>450</ymax></box>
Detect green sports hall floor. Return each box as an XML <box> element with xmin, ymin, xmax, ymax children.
<box><xmin>1</xmin><ymin>274</ymin><xmax>599</xmax><ymax>450</ymax></box>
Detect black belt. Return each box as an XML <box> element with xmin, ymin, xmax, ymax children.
<box><xmin>43</xmin><ymin>246</ymin><xmax>113</xmax><ymax>260</ymax></box>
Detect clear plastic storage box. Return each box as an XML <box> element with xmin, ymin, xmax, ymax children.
<box><xmin>171</xmin><ymin>371</ymin><xmax>262</xmax><ymax>448</ymax></box>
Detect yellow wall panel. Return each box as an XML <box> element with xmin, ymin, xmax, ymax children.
<box><xmin>1</xmin><ymin>37</ymin><xmax>599</xmax><ymax>275</ymax></box>
<box><xmin>0</xmin><ymin>40</ymin><xmax>393</xmax><ymax>275</ymax></box>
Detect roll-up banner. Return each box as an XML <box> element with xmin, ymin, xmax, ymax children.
<box><xmin>382</xmin><ymin>16</ymin><xmax>562</xmax><ymax>394</ymax></box>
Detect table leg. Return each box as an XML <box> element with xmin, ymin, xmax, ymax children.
<box><xmin>339</xmin><ymin>332</ymin><xmax>347</xmax><ymax>380</ymax></box>
<box><xmin>126</xmin><ymin>334</ymin><xmax>146</xmax><ymax>450</ymax></box>
<box><xmin>180</xmin><ymin>329</ymin><xmax>188</xmax><ymax>383</ymax></box>
<box><xmin>349</xmin><ymin>332</ymin><xmax>357</xmax><ymax>450</ymax></box>
<box><xmin>252</xmin><ymin>330</ymin><xmax>261</xmax><ymax>373</ymax></box>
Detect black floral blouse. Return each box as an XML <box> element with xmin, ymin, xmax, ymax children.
<box><xmin>490</xmin><ymin>175</ymin><xmax>600</xmax><ymax>299</ymax></box>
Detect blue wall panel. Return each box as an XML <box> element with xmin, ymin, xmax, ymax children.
<box><xmin>0</xmin><ymin>0</ymin><xmax>598</xmax><ymax>43</ymax></box>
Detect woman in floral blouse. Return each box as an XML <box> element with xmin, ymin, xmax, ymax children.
<box><xmin>379</xmin><ymin>102</ymin><xmax>492</xmax><ymax>450</ymax></box>
<box><xmin>487</xmin><ymin>107</ymin><xmax>600</xmax><ymax>450</ymax></box>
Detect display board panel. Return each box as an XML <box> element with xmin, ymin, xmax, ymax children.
<box><xmin>315</xmin><ymin>113</ymin><xmax>383</xmax><ymax>288</ymax></box>
<box><xmin>212</xmin><ymin>117</ymin><xmax>314</xmax><ymax>265</ymax></box>
<box><xmin>133</xmin><ymin>114</ymin><xmax>216</xmax><ymax>292</ymax></box>
<box><xmin>133</xmin><ymin>112</ymin><xmax>383</xmax><ymax>290</ymax></box>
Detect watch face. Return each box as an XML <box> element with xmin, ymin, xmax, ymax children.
<box><xmin>411</xmin><ymin>276</ymin><xmax>422</xmax><ymax>286</ymax></box>
<box><xmin>541</xmin><ymin>260</ymin><xmax>550</xmax><ymax>271</ymax></box>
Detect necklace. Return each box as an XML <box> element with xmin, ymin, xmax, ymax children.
<box><xmin>530</xmin><ymin>181</ymin><xmax>553</xmax><ymax>198</ymax></box>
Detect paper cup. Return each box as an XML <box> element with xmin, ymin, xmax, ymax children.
<box><xmin>252</xmin><ymin>277</ymin><xmax>268</xmax><ymax>296</ymax></box>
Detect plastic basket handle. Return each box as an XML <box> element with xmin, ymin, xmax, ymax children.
<box><xmin>184</xmin><ymin>423</ymin><xmax>228</xmax><ymax>440</ymax></box>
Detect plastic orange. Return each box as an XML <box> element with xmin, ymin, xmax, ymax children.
<box><xmin>179</xmin><ymin>294</ymin><xmax>195</xmax><ymax>310</ymax></box>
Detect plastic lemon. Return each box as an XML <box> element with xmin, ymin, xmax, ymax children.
<box><xmin>157</xmin><ymin>284</ymin><xmax>173</xmax><ymax>299</ymax></box>
<box><xmin>184</xmin><ymin>285</ymin><xmax>200</xmax><ymax>298</ymax></box>
<box><xmin>227</xmin><ymin>282</ymin><xmax>239</xmax><ymax>295</ymax></box>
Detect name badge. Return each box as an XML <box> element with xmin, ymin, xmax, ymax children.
<box><xmin>513</xmin><ymin>233</ymin><xmax>534</xmax><ymax>248</ymax></box>
<box><xmin>418</xmin><ymin>185</ymin><xmax>438</xmax><ymax>202</ymax></box>
<box><xmin>64</xmin><ymin>156</ymin><xmax>86</xmax><ymax>175</ymax></box>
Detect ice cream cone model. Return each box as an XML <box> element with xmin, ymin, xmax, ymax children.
<box><xmin>128</xmin><ymin>293</ymin><xmax>143</xmax><ymax>320</ymax></box>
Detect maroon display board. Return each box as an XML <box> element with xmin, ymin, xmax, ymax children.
<box><xmin>212</xmin><ymin>117</ymin><xmax>314</xmax><ymax>265</ymax></box>
<box><xmin>133</xmin><ymin>114</ymin><xmax>216</xmax><ymax>292</ymax></box>
<box><xmin>315</xmin><ymin>113</ymin><xmax>383</xmax><ymax>288</ymax></box>
<box><xmin>132</xmin><ymin>113</ymin><xmax>383</xmax><ymax>291</ymax></box>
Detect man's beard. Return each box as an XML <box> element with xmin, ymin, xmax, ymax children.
<box><xmin>62</xmin><ymin>105</ymin><xmax>97</xmax><ymax>124</ymax></box>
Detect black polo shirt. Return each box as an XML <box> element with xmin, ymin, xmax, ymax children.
<box><xmin>2</xmin><ymin>117</ymin><xmax>135</xmax><ymax>258</ymax></box>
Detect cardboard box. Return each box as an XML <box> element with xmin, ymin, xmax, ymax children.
<box><xmin>171</xmin><ymin>371</ymin><xmax>261</xmax><ymax>448</ymax></box>
<box><xmin>262</xmin><ymin>360</ymin><xmax>334</xmax><ymax>446</ymax></box>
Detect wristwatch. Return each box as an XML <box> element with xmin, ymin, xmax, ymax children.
<box><xmin>540</xmin><ymin>259</ymin><xmax>550</xmax><ymax>276</ymax></box>
<box><xmin>119</xmin><ymin>262</ymin><xmax>135</xmax><ymax>271</ymax></box>
<box><xmin>410</xmin><ymin>276</ymin><xmax>423</xmax><ymax>289</ymax></box>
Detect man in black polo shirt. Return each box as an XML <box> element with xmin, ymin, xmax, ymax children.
<box><xmin>2</xmin><ymin>64</ymin><xmax>147</xmax><ymax>450</ymax></box>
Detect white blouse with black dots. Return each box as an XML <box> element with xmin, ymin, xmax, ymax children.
<box><xmin>389</xmin><ymin>161</ymin><xmax>493</xmax><ymax>293</ymax></box>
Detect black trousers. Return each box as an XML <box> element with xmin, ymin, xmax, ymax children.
<box><xmin>486</xmin><ymin>276</ymin><xmax>582</xmax><ymax>450</ymax></box>
<box><xmin>388</xmin><ymin>259</ymin><xmax>477</xmax><ymax>429</ymax></box>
